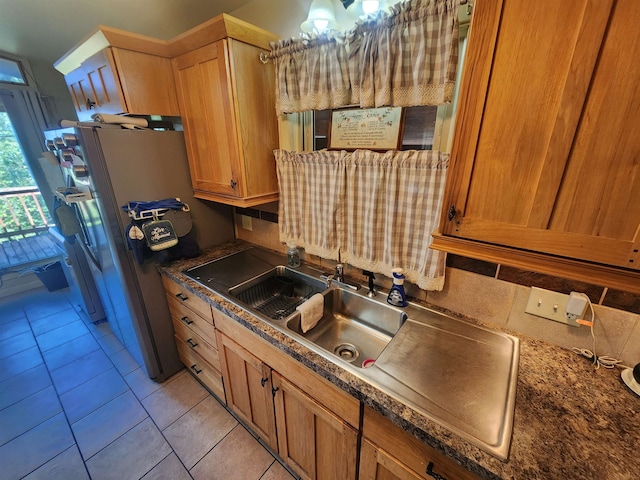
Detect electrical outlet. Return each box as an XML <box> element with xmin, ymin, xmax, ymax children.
<box><xmin>241</xmin><ymin>215</ymin><xmax>253</xmax><ymax>231</ymax></box>
<box><xmin>524</xmin><ymin>287</ymin><xmax>579</xmax><ymax>327</ymax></box>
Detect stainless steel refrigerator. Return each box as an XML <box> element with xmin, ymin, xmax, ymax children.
<box><xmin>45</xmin><ymin>125</ymin><xmax>234</xmax><ymax>381</ymax></box>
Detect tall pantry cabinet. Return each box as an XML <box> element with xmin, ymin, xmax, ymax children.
<box><xmin>170</xmin><ymin>15</ymin><xmax>280</xmax><ymax>207</ymax></box>
<box><xmin>433</xmin><ymin>0</ymin><xmax>640</xmax><ymax>291</ymax></box>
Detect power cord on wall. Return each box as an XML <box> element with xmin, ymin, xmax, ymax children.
<box><xmin>570</xmin><ymin>293</ymin><xmax>631</xmax><ymax>370</ymax></box>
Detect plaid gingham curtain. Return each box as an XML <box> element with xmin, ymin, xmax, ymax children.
<box><xmin>275</xmin><ymin>149</ymin><xmax>347</xmax><ymax>260</ymax></box>
<box><xmin>276</xmin><ymin>149</ymin><xmax>449</xmax><ymax>290</ymax></box>
<box><xmin>270</xmin><ymin>35</ymin><xmax>351</xmax><ymax>116</ymax></box>
<box><xmin>268</xmin><ymin>0</ymin><xmax>461</xmax><ymax>114</ymax></box>
<box><xmin>342</xmin><ymin>150</ymin><xmax>448</xmax><ymax>290</ymax></box>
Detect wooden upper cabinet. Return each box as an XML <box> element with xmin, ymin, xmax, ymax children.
<box><xmin>435</xmin><ymin>0</ymin><xmax>640</xmax><ymax>288</ymax></box>
<box><xmin>65</xmin><ymin>48</ymin><xmax>125</xmax><ymax>118</ymax></box>
<box><xmin>170</xmin><ymin>14</ymin><xmax>280</xmax><ymax>207</ymax></box>
<box><xmin>173</xmin><ymin>41</ymin><xmax>240</xmax><ymax>198</ymax></box>
<box><xmin>55</xmin><ymin>27</ymin><xmax>179</xmax><ymax>121</ymax></box>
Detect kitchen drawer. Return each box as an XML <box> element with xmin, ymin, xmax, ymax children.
<box><xmin>176</xmin><ymin>336</ymin><xmax>225</xmax><ymax>401</ymax></box>
<box><xmin>167</xmin><ymin>295</ymin><xmax>217</xmax><ymax>347</ymax></box>
<box><xmin>162</xmin><ymin>276</ymin><xmax>213</xmax><ymax>322</ymax></box>
<box><xmin>173</xmin><ymin>317</ymin><xmax>221</xmax><ymax>372</ymax></box>
<box><xmin>362</xmin><ymin>406</ymin><xmax>478</xmax><ymax>480</ymax></box>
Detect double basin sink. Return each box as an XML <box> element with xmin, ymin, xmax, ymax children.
<box><xmin>183</xmin><ymin>247</ymin><xmax>520</xmax><ymax>461</ymax></box>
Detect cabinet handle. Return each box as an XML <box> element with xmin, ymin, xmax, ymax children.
<box><xmin>181</xmin><ymin>316</ymin><xmax>194</xmax><ymax>325</ymax></box>
<box><xmin>175</xmin><ymin>292</ymin><xmax>188</xmax><ymax>301</ymax></box>
<box><xmin>186</xmin><ymin>338</ymin><xmax>198</xmax><ymax>348</ymax></box>
<box><xmin>190</xmin><ymin>364</ymin><xmax>202</xmax><ymax>374</ymax></box>
<box><xmin>261</xmin><ymin>377</ymin><xmax>268</xmax><ymax>387</ymax></box>
<box><xmin>426</xmin><ymin>462</ymin><xmax>447</xmax><ymax>480</ymax></box>
<box><xmin>271</xmin><ymin>386</ymin><xmax>279</xmax><ymax>397</ymax></box>
<box><xmin>230</xmin><ymin>179</ymin><xmax>237</xmax><ymax>189</ymax></box>
<box><xmin>86</xmin><ymin>98</ymin><xmax>96</xmax><ymax>109</ymax></box>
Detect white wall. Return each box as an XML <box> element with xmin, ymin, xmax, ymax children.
<box><xmin>231</xmin><ymin>0</ymin><xmax>312</xmax><ymax>38</ymax></box>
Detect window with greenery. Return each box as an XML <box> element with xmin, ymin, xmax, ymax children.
<box><xmin>0</xmin><ymin>106</ymin><xmax>51</xmax><ymax>237</ymax></box>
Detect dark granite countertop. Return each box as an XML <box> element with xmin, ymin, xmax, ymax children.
<box><xmin>162</xmin><ymin>241</ymin><xmax>640</xmax><ymax>480</ymax></box>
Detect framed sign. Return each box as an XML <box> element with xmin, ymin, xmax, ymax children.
<box><xmin>328</xmin><ymin>107</ymin><xmax>404</xmax><ymax>151</ymax></box>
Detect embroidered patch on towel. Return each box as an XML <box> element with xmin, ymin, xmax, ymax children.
<box><xmin>141</xmin><ymin>219</ymin><xmax>178</xmax><ymax>251</ymax></box>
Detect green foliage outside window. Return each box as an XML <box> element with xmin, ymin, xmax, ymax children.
<box><xmin>0</xmin><ymin>111</ymin><xmax>51</xmax><ymax>238</ymax></box>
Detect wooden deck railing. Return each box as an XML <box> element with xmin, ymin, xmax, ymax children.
<box><xmin>0</xmin><ymin>187</ymin><xmax>54</xmax><ymax>240</ymax></box>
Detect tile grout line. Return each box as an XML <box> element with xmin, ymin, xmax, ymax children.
<box><xmin>16</xmin><ymin>293</ymin><xmax>94</xmax><ymax>480</ymax></box>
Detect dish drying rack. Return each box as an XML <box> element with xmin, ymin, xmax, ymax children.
<box><xmin>123</xmin><ymin>199</ymin><xmax>190</xmax><ymax>221</ymax></box>
<box><xmin>236</xmin><ymin>277</ymin><xmax>315</xmax><ymax>320</ymax></box>
<box><xmin>55</xmin><ymin>186</ymin><xmax>92</xmax><ymax>203</ymax></box>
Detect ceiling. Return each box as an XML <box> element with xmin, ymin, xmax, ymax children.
<box><xmin>0</xmin><ymin>0</ymin><xmax>258</xmax><ymax>65</ymax></box>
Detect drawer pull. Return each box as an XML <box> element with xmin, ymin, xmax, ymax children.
<box><xmin>190</xmin><ymin>364</ymin><xmax>202</xmax><ymax>374</ymax></box>
<box><xmin>186</xmin><ymin>338</ymin><xmax>198</xmax><ymax>349</ymax></box>
<box><xmin>426</xmin><ymin>462</ymin><xmax>447</xmax><ymax>480</ymax></box>
<box><xmin>261</xmin><ymin>377</ymin><xmax>268</xmax><ymax>387</ymax></box>
<box><xmin>175</xmin><ymin>292</ymin><xmax>189</xmax><ymax>301</ymax></box>
<box><xmin>271</xmin><ymin>386</ymin><xmax>279</xmax><ymax>397</ymax></box>
<box><xmin>181</xmin><ymin>316</ymin><xmax>194</xmax><ymax>325</ymax></box>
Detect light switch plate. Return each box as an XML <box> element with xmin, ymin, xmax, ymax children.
<box><xmin>525</xmin><ymin>287</ymin><xmax>579</xmax><ymax>327</ymax></box>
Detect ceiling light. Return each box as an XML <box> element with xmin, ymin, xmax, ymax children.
<box><xmin>347</xmin><ymin>0</ymin><xmax>389</xmax><ymax>19</ymax></box>
<box><xmin>301</xmin><ymin>0</ymin><xmax>339</xmax><ymax>33</ymax></box>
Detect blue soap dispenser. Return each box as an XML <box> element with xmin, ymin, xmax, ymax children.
<box><xmin>387</xmin><ymin>268</ymin><xmax>407</xmax><ymax>307</ymax></box>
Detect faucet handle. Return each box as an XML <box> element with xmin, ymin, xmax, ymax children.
<box><xmin>336</xmin><ymin>264</ymin><xmax>344</xmax><ymax>276</ymax></box>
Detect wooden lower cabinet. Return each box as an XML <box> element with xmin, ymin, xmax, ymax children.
<box><xmin>360</xmin><ymin>407</ymin><xmax>478</xmax><ymax>480</ymax></box>
<box><xmin>272</xmin><ymin>371</ymin><xmax>358</xmax><ymax>480</ymax></box>
<box><xmin>360</xmin><ymin>439</ymin><xmax>424</xmax><ymax>480</ymax></box>
<box><xmin>175</xmin><ymin>338</ymin><xmax>224</xmax><ymax>399</ymax></box>
<box><xmin>214</xmin><ymin>310</ymin><xmax>360</xmax><ymax>480</ymax></box>
<box><xmin>216</xmin><ymin>331</ymin><xmax>278</xmax><ymax>450</ymax></box>
<box><xmin>162</xmin><ymin>275</ymin><xmax>224</xmax><ymax>400</ymax></box>
<box><xmin>213</xmin><ymin>307</ymin><xmax>475</xmax><ymax>480</ymax></box>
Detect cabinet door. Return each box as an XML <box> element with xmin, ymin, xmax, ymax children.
<box><xmin>361</xmin><ymin>407</ymin><xmax>478</xmax><ymax>480</ymax></box>
<box><xmin>112</xmin><ymin>48</ymin><xmax>179</xmax><ymax>116</ymax></box>
<box><xmin>216</xmin><ymin>331</ymin><xmax>277</xmax><ymax>449</ymax></box>
<box><xmin>359</xmin><ymin>440</ymin><xmax>422</xmax><ymax>480</ymax></box>
<box><xmin>173</xmin><ymin>40</ymin><xmax>242</xmax><ymax>198</ymax></box>
<box><xmin>66</xmin><ymin>48</ymin><xmax>127</xmax><ymax>120</ymax></box>
<box><xmin>272</xmin><ymin>372</ymin><xmax>358</xmax><ymax>480</ymax></box>
<box><xmin>441</xmin><ymin>0</ymin><xmax>640</xmax><ymax>270</ymax></box>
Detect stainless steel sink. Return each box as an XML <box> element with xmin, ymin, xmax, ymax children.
<box><xmin>286</xmin><ymin>288</ymin><xmax>407</xmax><ymax>368</ymax></box>
<box><xmin>228</xmin><ymin>266</ymin><xmax>327</xmax><ymax>320</ymax></box>
<box><xmin>182</xmin><ymin>247</ymin><xmax>520</xmax><ymax>460</ymax></box>
<box><xmin>364</xmin><ymin>311</ymin><xmax>520</xmax><ymax>461</ymax></box>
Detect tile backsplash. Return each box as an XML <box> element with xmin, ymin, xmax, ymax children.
<box><xmin>235</xmin><ymin>210</ymin><xmax>640</xmax><ymax>366</ymax></box>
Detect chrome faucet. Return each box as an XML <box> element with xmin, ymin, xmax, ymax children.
<box><xmin>322</xmin><ymin>264</ymin><xmax>360</xmax><ymax>291</ymax></box>
<box><xmin>334</xmin><ymin>264</ymin><xmax>344</xmax><ymax>282</ymax></box>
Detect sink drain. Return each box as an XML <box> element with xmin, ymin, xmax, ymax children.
<box><xmin>334</xmin><ymin>343</ymin><xmax>359</xmax><ymax>362</ymax></box>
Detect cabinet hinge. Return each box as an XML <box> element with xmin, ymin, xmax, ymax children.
<box><xmin>447</xmin><ymin>205</ymin><xmax>457</xmax><ymax>222</ymax></box>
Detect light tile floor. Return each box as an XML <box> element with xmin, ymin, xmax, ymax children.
<box><xmin>0</xmin><ymin>287</ymin><xmax>297</xmax><ymax>480</ymax></box>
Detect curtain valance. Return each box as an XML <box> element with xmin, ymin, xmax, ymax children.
<box><xmin>275</xmin><ymin>148</ymin><xmax>449</xmax><ymax>290</ymax></box>
<box><xmin>269</xmin><ymin>0</ymin><xmax>462</xmax><ymax>115</ymax></box>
